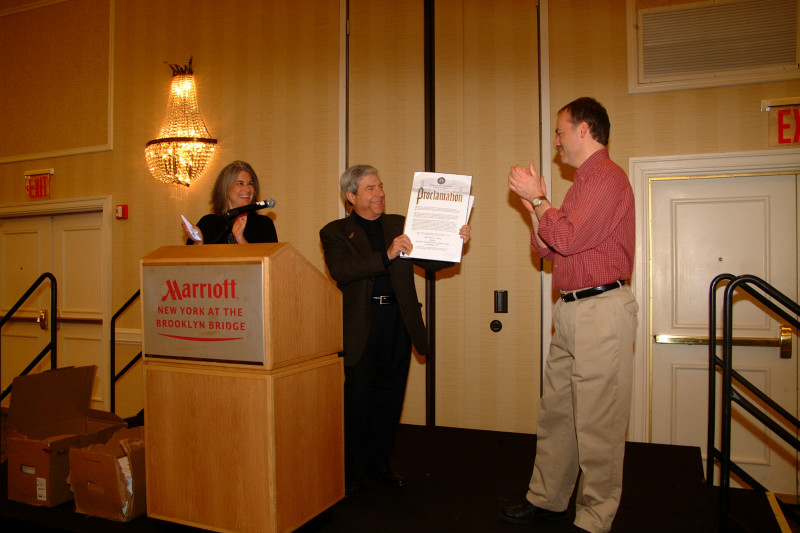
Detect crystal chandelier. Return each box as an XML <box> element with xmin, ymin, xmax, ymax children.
<box><xmin>145</xmin><ymin>58</ymin><xmax>217</xmax><ymax>187</ymax></box>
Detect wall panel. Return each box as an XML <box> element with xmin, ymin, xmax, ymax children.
<box><xmin>347</xmin><ymin>0</ymin><xmax>542</xmax><ymax>432</ymax></box>
<box><xmin>433</xmin><ymin>0</ymin><xmax>541</xmax><ymax>432</ymax></box>
<box><xmin>347</xmin><ymin>0</ymin><xmax>429</xmax><ymax>424</ymax></box>
<box><xmin>0</xmin><ymin>0</ymin><xmax>111</xmax><ymax>161</ymax></box>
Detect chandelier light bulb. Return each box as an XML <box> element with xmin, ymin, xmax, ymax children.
<box><xmin>145</xmin><ymin>57</ymin><xmax>217</xmax><ymax>187</ymax></box>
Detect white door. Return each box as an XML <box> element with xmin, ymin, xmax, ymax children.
<box><xmin>650</xmin><ymin>174</ymin><xmax>798</xmax><ymax>496</ymax></box>
<box><xmin>0</xmin><ymin>212</ymin><xmax>106</xmax><ymax>408</ymax></box>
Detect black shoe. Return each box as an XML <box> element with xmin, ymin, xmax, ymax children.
<box><xmin>367</xmin><ymin>467</ymin><xmax>404</xmax><ymax>488</ymax></box>
<box><xmin>500</xmin><ymin>501</ymin><xmax>567</xmax><ymax>525</ymax></box>
<box><xmin>345</xmin><ymin>476</ymin><xmax>364</xmax><ymax>496</ymax></box>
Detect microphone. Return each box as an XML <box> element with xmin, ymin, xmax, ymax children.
<box><xmin>222</xmin><ymin>198</ymin><xmax>276</xmax><ymax>221</ymax></box>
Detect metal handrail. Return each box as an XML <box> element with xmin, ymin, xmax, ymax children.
<box><xmin>707</xmin><ymin>273</ymin><xmax>800</xmax><ymax>528</ymax></box>
<box><xmin>0</xmin><ymin>272</ymin><xmax>58</xmax><ymax>401</ymax></box>
<box><xmin>110</xmin><ymin>290</ymin><xmax>141</xmax><ymax>413</ymax></box>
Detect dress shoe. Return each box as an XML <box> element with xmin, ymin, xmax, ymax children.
<box><xmin>500</xmin><ymin>500</ymin><xmax>567</xmax><ymax>525</ymax></box>
<box><xmin>345</xmin><ymin>476</ymin><xmax>363</xmax><ymax>496</ymax></box>
<box><xmin>367</xmin><ymin>467</ymin><xmax>405</xmax><ymax>488</ymax></box>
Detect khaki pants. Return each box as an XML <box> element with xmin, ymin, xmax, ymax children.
<box><xmin>527</xmin><ymin>285</ymin><xmax>638</xmax><ymax>533</ymax></box>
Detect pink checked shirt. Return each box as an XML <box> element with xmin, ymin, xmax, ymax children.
<box><xmin>532</xmin><ymin>149</ymin><xmax>635</xmax><ymax>292</ymax></box>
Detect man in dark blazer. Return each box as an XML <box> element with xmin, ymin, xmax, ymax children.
<box><xmin>320</xmin><ymin>164</ymin><xmax>470</xmax><ymax>496</ymax></box>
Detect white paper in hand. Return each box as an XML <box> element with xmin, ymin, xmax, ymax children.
<box><xmin>181</xmin><ymin>215</ymin><xmax>201</xmax><ymax>241</ymax></box>
<box><xmin>402</xmin><ymin>172</ymin><xmax>472</xmax><ymax>262</ymax></box>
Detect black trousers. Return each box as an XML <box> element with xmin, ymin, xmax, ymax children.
<box><xmin>343</xmin><ymin>301</ymin><xmax>412</xmax><ymax>480</ymax></box>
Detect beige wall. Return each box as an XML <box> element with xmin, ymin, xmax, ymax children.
<box><xmin>346</xmin><ymin>0</ymin><xmax>429</xmax><ymax>425</ymax></box>
<box><xmin>1</xmin><ymin>0</ymin><xmax>340</xmax><ymax>418</ymax></box>
<box><xmin>431</xmin><ymin>0</ymin><xmax>542</xmax><ymax>431</ymax></box>
<box><xmin>1</xmin><ymin>0</ymin><xmax>796</xmax><ymax>428</ymax></box>
<box><xmin>346</xmin><ymin>0</ymin><xmax>542</xmax><ymax>431</ymax></box>
<box><xmin>547</xmin><ymin>1</ymin><xmax>799</xmax><ymax>201</ymax></box>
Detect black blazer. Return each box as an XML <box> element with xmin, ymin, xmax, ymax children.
<box><xmin>320</xmin><ymin>212</ymin><xmax>452</xmax><ymax>366</ymax></box>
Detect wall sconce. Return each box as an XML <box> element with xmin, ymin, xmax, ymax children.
<box><xmin>145</xmin><ymin>57</ymin><xmax>217</xmax><ymax>187</ymax></box>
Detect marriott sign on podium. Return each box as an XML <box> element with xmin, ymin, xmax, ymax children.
<box><xmin>142</xmin><ymin>262</ymin><xmax>266</xmax><ymax>363</ymax></box>
<box><xmin>140</xmin><ymin>242</ymin><xmax>343</xmax><ymax>368</ymax></box>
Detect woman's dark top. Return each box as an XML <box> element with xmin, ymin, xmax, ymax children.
<box><xmin>187</xmin><ymin>213</ymin><xmax>278</xmax><ymax>245</ymax></box>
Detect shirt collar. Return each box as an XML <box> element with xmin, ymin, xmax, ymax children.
<box><xmin>352</xmin><ymin>210</ymin><xmax>383</xmax><ymax>225</ymax></box>
<box><xmin>574</xmin><ymin>148</ymin><xmax>610</xmax><ymax>181</ymax></box>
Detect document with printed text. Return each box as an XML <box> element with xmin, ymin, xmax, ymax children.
<box><xmin>402</xmin><ymin>171</ymin><xmax>473</xmax><ymax>262</ymax></box>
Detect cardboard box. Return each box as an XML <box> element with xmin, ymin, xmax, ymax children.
<box><xmin>69</xmin><ymin>426</ymin><xmax>146</xmax><ymax>521</ymax></box>
<box><xmin>6</xmin><ymin>366</ymin><xmax>126</xmax><ymax>507</ymax></box>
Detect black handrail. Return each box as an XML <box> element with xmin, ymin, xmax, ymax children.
<box><xmin>0</xmin><ymin>272</ymin><xmax>58</xmax><ymax>401</ymax></box>
<box><xmin>706</xmin><ymin>273</ymin><xmax>800</xmax><ymax>529</ymax></box>
<box><xmin>110</xmin><ymin>290</ymin><xmax>141</xmax><ymax>413</ymax></box>
<box><xmin>706</xmin><ymin>273</ymin><xmax>736</xmax><ymax>485</ymax></box>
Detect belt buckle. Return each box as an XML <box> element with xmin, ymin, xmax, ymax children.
<box><xmin>377</xmin><ymin>295</ymin><xmax>391</xmax><ymax>305</ymax></box>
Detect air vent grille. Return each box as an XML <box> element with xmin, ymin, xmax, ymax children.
<box><xmin>635</xmin><ymin>0</ymin><xmax>799</xmax><ymax>89</ymax></box>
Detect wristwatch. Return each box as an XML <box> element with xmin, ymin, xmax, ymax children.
<box><xmin>532</xmin><ymin>196</ymin><xmax>547</xmax><ymax>207</ymax></box>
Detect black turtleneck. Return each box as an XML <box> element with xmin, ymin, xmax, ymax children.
<box><xmin>353</xmin><ymin>212</ymin><xmax>394</xmax><ymax>297</ymax></box>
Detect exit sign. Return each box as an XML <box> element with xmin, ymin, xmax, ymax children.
<box><xmin>26</xmin><ymin>171</ymin><xmax>52</xmax><ymax>199</ymax></box>
<box><xmin>768</xmin><ymin>105</ymin><xmax>800</xmax><ymax>147</ymax></box>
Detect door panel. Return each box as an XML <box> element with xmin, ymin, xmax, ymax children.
<box><xmin>651</xmin><ymin>174</ymin><xmax>798</xmax><ymax>495</ymax></box>
<box><xmin>0</xmin><ymin>216</ymin><xmax>54</xmax><ymax>396</ymax></box>
<box><xmin>0</xmin><ymin>216</ymin><xmax>52</xmax><ymax>316</ymax></box>
<box><xmin>52</xmin><ymin>212</ymin><xmax>104</xmax><ymax>402</ymax></box>
<box><xmin>53</xmin><ymin>214</ymin><xmax>103</xmax><ymax>320</ymax></box>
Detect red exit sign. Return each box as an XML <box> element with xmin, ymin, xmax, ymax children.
<box><xmin>26</xmin><ymin>172</ymin><xmax>51</xmax><ymax>199</ymax></box>
<box><xmin>768</xmin><ymin>104</ymin><xmax>800</xmax><ymax>147</ymax></box>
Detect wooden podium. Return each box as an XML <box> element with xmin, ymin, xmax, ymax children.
<box><xmin>140</xmin><ymin>243</ymin><xmax>343</xmax><ymax>533</ymax></box>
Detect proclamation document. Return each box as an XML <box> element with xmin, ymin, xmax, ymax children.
<box><xmin>401</xmin><ymin>171</ymin><xmax>473</xmax><ymax>262</ymax></box>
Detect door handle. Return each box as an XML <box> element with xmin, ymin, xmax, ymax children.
<box><xmin>654</xmin><ymin>326</ymin><xmax>793</xmax><ymax>359</ymax></box>
<box><xmin>37</xmin><ymin>309</ymin><xmax>48</xmax><ymax>330</ymax></box>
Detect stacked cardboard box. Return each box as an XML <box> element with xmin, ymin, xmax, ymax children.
<box><xmin>6</xmin><ymin>366</ymin><xmax>126</xmax><ymax>507</ymax></box>
<box><xmin>69</xmin><ymin>426</ymin><xmax>146</xmax><ymax>521</ymax></box>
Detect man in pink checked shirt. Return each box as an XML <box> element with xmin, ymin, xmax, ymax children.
<box><xmin>502</xmin><ymin>97</ymin><xmax>638</xmax><ymax>533</ymax></box>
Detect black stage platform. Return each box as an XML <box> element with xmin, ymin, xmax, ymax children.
<box><xmin>0</xmin><ymin>424</ymin><xmax>786</xmax><ymax>532</ymax></box>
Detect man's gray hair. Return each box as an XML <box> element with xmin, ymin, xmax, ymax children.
<box><xmin>340</xmin><ymin>164</ymin><xmax>379</xmax><ymax>202</ymax></box>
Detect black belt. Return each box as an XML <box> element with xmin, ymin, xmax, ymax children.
<box><xmin>560</xmin><ymin>280</ymin><xmax>624</xmax><ymax>302</ymax></box>
<box><xmin>371</xmin><ymin>295</ymin><xmax>396</xmax><ymax>305</ymax></box>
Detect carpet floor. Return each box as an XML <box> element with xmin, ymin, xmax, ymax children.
<box><xmin>0</xmin><ymin>423</ymin><xmax>788</xmax><ymax>532</ymax></box>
